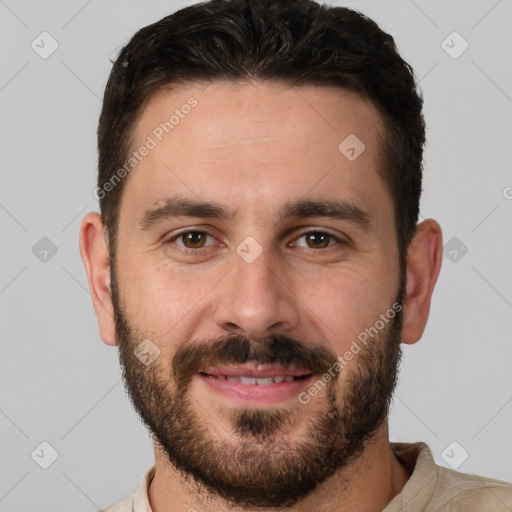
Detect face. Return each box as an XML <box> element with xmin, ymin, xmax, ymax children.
<box><xmin>110</xmin><ymin>81</ymin><xmax>404</xmax><ymax>507</ymax></box>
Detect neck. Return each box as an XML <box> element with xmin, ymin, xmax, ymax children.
<box><xmin>148</xmin><ymin>422</ymin><xmax>410</xmax><ymax>512</ymax></box>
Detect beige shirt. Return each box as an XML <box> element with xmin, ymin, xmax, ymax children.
<box><xmin>99</xmin><ymin>442</ymin><xmax>512</xmax><ymax>511</ymax></box>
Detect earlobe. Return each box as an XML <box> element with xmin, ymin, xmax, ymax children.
<box><xmin>79</xmin><ymin>212</ymin><xmax>117</xmax><ymax>346</ymax></box>
<box><xmin>401</xmin><ymin>219</ymin><xmax>443</xmax><ymax>345</ymax></box>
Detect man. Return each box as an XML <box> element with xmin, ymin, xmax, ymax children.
<box><xmin>79</xmin><ymin>0</ymin><xmax>512</xmax><ymax>510</ymax></box>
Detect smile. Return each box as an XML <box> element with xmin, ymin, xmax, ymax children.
<box><xmin>197</xmin><ymin>364</ymin><xmax>316</xmax><ymax>405</ymax></box>
<box><xmin>199</xmin><ymin>373</ymin><xmax>312</xmax><ymax>385</ymax></box>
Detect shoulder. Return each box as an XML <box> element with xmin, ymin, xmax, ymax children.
<box><xmin>431</xmin><ymin>465</ymin><xmax>512</xmax><ymax>511</ymax></box>
<box><xmin>391</xmin><ymin>441</ymin><xmax>512</xmax><ymax>512</ymax></box>
<box><xmin>97</xmin><ymin>465</ymin><xmax>155</xmax><ymax>512</ymax></box>
<box><xmin>97</xmin><ymin>494</ymin><xmax>134</xmax><ymax>512</ymax></box>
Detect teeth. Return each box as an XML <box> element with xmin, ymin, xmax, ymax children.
<box><xmin>212</xmin><ymin>374</ymin><xmax>306</xmax><ymax>384</ymax></box>
<box><xmin>255</xmin><ymin>377</ymin><xmax>274</xmax><ymax>386</ymax></box>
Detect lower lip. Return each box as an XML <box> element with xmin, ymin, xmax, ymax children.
<box><xmin>198</xmin><ymin>373</ymin><xmax>315</xmax><ymax>406</ymax></box>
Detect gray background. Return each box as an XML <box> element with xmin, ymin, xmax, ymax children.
<box><xmin>1</xmin><ymin>0</ymin><xmax>511</xmax><ymax>510</ymax></box>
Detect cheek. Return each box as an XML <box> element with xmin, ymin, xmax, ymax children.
<box><xmin>117</xmin><ymin>255</ymin><xmax>217</xmax><ymax>339</ymax></box>
<box><xmin>296</xmin><ymin>264</ymin><xmax>396</xmax><ymax>351</ymax></box>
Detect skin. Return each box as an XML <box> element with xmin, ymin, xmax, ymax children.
<box><xmin>80</xmin><ymin>80</ymin><xmax>443</xmax><ymax>511</ymax></box>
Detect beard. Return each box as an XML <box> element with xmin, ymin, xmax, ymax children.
<box><xmin>111</xmin><ymin>266</ymin><xmax>404</xmax><ymax>508</ymax></box>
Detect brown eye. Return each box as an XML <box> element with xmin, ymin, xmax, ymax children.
<box><xmin>167</xmin><ymin>230</ymin><xmax>216</xmax><ymax>251</ymax></box>
<box><xmin>180</xmin><ymin>231</ymin><xmax>208</xmax><ymax>248</ymax></box>
<box><xmin>305</xmin><ymin>232</ymin><xmax>331</xmax><ymax>248</ymax></box>
<box><xmin>165</xmin><ymin>229</ymin><xmax>225</xmax><ymax>257</ymax></box>
<box><xmin>291</xmin><ymin>230</ymin><xmax>345</xmax><ymax>251</ymax></box>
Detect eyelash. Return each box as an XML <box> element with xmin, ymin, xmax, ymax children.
<box><xmin>164</xmin><ymin>228</ymin><xmax>347</xmax><ymax>255</ymax></box>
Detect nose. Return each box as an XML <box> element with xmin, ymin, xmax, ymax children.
<box><xmin>213</xmin><ymin>244</ymin><xmax>300</xmax><ymax>342</ymax></box>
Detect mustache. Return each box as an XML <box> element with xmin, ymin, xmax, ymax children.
<box><xmin>172</xmin><ymin>333</ymin><xmax>338</xmax><ymax>392</ymax></box>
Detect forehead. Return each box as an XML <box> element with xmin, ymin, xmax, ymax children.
<box><xmin>121</xmin><ymin>80</ymin><xmax>391</xmax><ymax>226</ymax></box>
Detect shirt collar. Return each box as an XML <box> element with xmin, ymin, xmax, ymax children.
<box><xmin>384</xmin><ymin>442</ymin><xmax>439</xmax><ymax>511</ymax></box>
<box><xmin>133</xmin><ymin>464</ymin><xmax>155</xmax><ymax>512</ymax></box>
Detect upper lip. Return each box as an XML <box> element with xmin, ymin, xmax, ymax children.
<box><xmin>199</xmin><ymin>363</ymin><xmax>313</xmax><ymax>378</ymax></box>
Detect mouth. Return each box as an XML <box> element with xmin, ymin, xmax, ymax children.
<box><xmin>197</xmin><ymin>363</ymin><xmax>315</xmax><ymax>406</ymax></box>
<box><xmin>200</xmin><ymin>373</ymin><xmax>311</xmax><ymax>384</ymax></box>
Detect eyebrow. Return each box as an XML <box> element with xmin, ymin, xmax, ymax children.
<box><xmin>139</xmin><ymin>194</ymin><xmax>371</xmax><ymax>230</ymax></box>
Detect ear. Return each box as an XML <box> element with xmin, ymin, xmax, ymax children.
<box><xmin>401</xmin><ymin>219</ymin><xmax>443</xmax><ymax>345</ymax></box>
<box><xmin>79</xmin><ymin>212</ymin><xmax>117</xmax><ymax>346</ymax></box>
